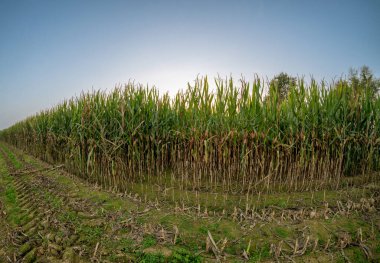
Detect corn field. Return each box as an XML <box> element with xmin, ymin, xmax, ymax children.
<box><xmin>1</xmin><ymin>77</ymin><xmax>379</xmax><ymax>194</ymax></box>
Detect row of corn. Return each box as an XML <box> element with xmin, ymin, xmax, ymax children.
<box><xmin>1</xmin><ymin>77</ymin><xmax>379</xmax><ymax>193</ymax></box>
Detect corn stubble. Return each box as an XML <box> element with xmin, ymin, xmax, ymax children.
<box><xmin>1</xmin><ymin>77</ymin><xmax>379</xmax><ymax>196</ymax></box>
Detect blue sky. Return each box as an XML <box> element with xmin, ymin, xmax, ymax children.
<box><xmin>1</xmin><ymin>0</ymin><xmax>379</xmax><ymax>129</ymax></box>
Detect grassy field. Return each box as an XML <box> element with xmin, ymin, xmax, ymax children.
<box><xmin>0</xmin><ymin>142</ymin><xmax>379</xmax><ymax>262</ymax></box>
<box><xmin>0</xmin><ymin>77</ymin><xmax>380</xmax><ymax>262</ymax></box>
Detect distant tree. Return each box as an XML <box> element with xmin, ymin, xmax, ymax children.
<box><xmin>269</xmin><ymin>72</ymin><xmax>297</xmax><ymax>102</ymax></box>
<box><xmin>348</xmin><ymin>67</ymin><xmax>360</xmax><ymax>90</ymax></box>
<box><xmin>348</xmin><ymin>65</ymin><xmax>379</xmax><ymax>94</ymax></box>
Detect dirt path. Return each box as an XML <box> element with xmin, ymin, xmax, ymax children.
<box><xmin>0</xmin><ymin>143</ymin><xmax>380</xmax><ymax>262</ymax></box>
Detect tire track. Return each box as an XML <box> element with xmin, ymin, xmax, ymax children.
<box><xmin>2</xmin><ymin>144</ymin><xmax>379</xmax><ymax>262</ymax></box>
<box><xmin>0</xmin><ymin>147</ymin><xmax>84</xmax><ymax>262</ymax></box>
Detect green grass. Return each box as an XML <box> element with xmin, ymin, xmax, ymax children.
<box><xmin>0</xmin><ymin>144</ymin><xmax>22</xmax><ymax>169</ymax></box>
<box><xmin>1</xmin><ymin>146</ymin><xmax>379</xmax><ymax>262</ymax></box>
<box><xmin>336</xmin><ymin>247</ymin><xmax>368</xmax><ymax>263</ymax></box>
<box><xmin>142</xmin><ymin>235</ymin><xmax>157</xmax><ymax>249</ymax></box>
<box><xmin>170</xmin><ymin>248</ymin><xmax>201</xmax><ymax>263</ymax></box>
<box><xmin>5</xmin><ymin>186</ymin><xmax>16</xmax><ymax>203</ymax></box>
<box><xmin>273</xmin><ymin>227</ymin><xmax>289</xmax><ymax>238</ymax></box>
<box><xmin>138</xmin><ymin>252</ymin><xmax>165</xmax><ymax>263</ymax></box>
<box><xmin>0</xmin><ymin>153</ymin><xmax>21</xmax><ymax>226</ymax></box>
<box><xmin>249</xmin><ymin>243</ymin><xmax>271</xmax><ymax>262</ymax></box>
<box><xmin>80</xmin><ymin>225</ymin><xmax>103</xmax><ymax>239</ymax></box>
<box><xmin>4</xmin><ymin>185</ymin><xmax>21</xmax><ymax>225</ymax></box>
<box><xmin>137</xmin><ymin>248</ymin><xmax>201</xmax><ymax>263</ymax></box>
<box><xmin>59</xmin><ymin>211</ymin><xmax>80</xmax><ymax>224</ymax></box>
<box><xmin>119</xmin><ymin>238</ymin><xmax>135</xmax><ymax>253</ymax></box>
<box><xmin>43</xmin><ymin>191</ymin><xmax>63</xmax><ymax>209</ymax></box>
<box><xmin>198</xmin><ymin>222</ymin><xmax>219</xmax><ymax>234</ymax></box>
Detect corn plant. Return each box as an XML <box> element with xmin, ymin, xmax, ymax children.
<box><xmin>1</xmin><ymin>76</ymin><xmax>379</xmax><ymax>195</ymax></box>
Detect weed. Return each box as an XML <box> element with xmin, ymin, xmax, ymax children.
<box><xmin>142</xmin><ymin>235</ymin><xmax>157</xmax><ymax>249</ymax></box>
<box><xmin>137</xmin><ymin>252</ymin><xmax>165</xmax><ymax>263</ymax></box>
<box><xmin>249</xmin><ymin>243</ymin><xmax>271</xmax><ymax>262</ymax></box>
<box><xmin>79</xmin><ymin>225</ymin><xmax>104</xmax><ymax>244</ymax></box>
<box><xmin>0</xmin><ymin>144</ymin><xmax>22</xmax><ymax>169</ymax></box>
<box><xmin>120</xmin><ymin>238</ymin><xmax>134</xmax><ymax>253</ymax></box>
<box><xmin>274</xmin><ymin>227</ymin><xmax>289</xmax><ymax>238</ymax></box>
<box><xmin>170</xmin><ymin>248</ymin><xmax>201</xmax><ymax>263</ymax></box>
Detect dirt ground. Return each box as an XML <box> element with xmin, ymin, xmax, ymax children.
<box><xmin>0</xmin><ymin>142</ymin><xmax>379</xmax><ymax>262</ymax></box>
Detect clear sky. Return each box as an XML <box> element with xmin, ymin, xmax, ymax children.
<box><xmin>1</xmin><ymin>0</ymin><xmax>379</xmax><ymax>129</ymax></box>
